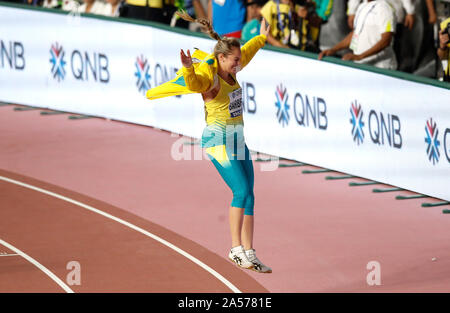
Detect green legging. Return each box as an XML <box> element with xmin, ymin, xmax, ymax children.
<box><xmin>202</xmin><ymin>125</ymin><xmax>255</xmax><ymax>215</ymax></box>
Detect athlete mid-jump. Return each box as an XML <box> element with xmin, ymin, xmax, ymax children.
<box><xmin>147</xmin><ymin>11</ymin><xmax>271</xmax><ymax>273</ymax></box>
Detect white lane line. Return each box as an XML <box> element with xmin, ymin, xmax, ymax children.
<box><xmin>0</xmin><ymin>253</ymin><xmax>20</xmax><ymax>257</ymax></box>
<box><xmin>0</xmin><ymin>175</ymin><xmax>242</xmax><ymax>293</ymax></box>
<box><xmin>0</xmin><ymin>239</ymin><xmax>74</xmax><ymax>293</ymax></box>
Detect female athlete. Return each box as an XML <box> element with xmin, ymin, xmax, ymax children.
<box><xmin>147</xmin><ymin>11</ymin><xmax>272</xmax><ymax>273</ymax></box>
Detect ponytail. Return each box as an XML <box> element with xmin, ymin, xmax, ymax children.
<box><xmin>176</xmin><ymin>11</ymin><xmax>221</xmax><ymax>42</ymax></box>
<box><xmin>175</xmin><ymin>10</ymin><xmax>241</xmax><ymax>60</ymax></box>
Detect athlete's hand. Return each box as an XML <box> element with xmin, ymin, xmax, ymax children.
<box><xmin>180</xmin><ymin>49</ymin><xmax>192</xmax><ymax>68</ymax></box>
<box><xmin>260</xmin><ymin>18</ymin><xmax>270</xmax><ymax>37</ymax></box>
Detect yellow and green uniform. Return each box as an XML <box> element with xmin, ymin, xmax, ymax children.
<box><xmin>261</xmin><ymin>0</ymin><xmax>298</xmax><ymax>46</ymax></box>
<box><xmin>147</xmin><ymin>34</ymin><xmax>267</xmax><ymax>214</ymax></box>
<box><xmin>261</xmin><ymin>0</ymin><xmax>333</xmax><ymax>51</ymax></box>
<box><xmin>125</xmin><ymin>0</ymin><xmax>174</xmax><ymax>8</ymax></box>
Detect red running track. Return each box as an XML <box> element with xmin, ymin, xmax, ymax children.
<box><xmin>1</xmin><ymin>104</ymin><xmax>450</xmax><ymax>292</ymax></box>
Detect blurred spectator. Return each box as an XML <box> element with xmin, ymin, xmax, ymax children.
<box><xmin>347</xmin><ymin>0</ymin><xmax>415</xmax><ymax>30</ymax></box>
<box><xmin>319</xmin><ymin>0</ymin><xmax>397</xmax><ymax>70</ymax></box>
<box><xmin>425</xmin><ymin>0</ymin><xmax>437</xmax><ymax>24</ymax></box>
<box><xmin>314</xmin><ymin>0</ymin><xmax>333</xmax><ymax>23</ymax></box>
<box><xmin>297</xmin><ymin>0</ymin><xmax>333</xmax><ymax>52</ymax></box>
<box><xmin>438</xmin><ymin>16</ymin><xmax>450</xmax><ymax>81</ymax></box>
<box><xmin>346</xmin><ymin>1</ymin><xmax>438</xmax><ymax>75</ymax></box>
<box><xmin>207</xmin><ymin>0</ymin><xmax>246</xmax><ymax>38</ymax></box>
<box><xmin>241</xmin><ymin>0</ymin><xmax>265</xmax><ymax>42</ymax></box>
<box><xmin>2</xmin><ymin>0</ymin><xmax>23</xmax><ymax>4</ymax></box>
<box><xmin>24</xmin><ymin>0</ymin><xmax>40</xmax><ymax>5</ymax></box>
<box><xmin>78</xmin><ymin>0</ymin><xmax>107</xmax><ymax>13</ymax></box>
<box><xmin>42</xmin><ymin>0</ymin><xmax>61</xmax><ymax>8</ymax></box>
<box><xmin>61</xmin><ymin>0</ymin><xmax>81</xmax><ymax>11</ymax></box>
<box><xmin>346</xmin><ymin>1</ymin><xmax>416</xmax><ymax>71</ymax></box>
<box><xmin>260</xmin><ymin>0</ymin><xmax>299</xmax><ymax>48</ymax></box>
<box><xmin>102</xmin><ymin>0</ymin><xmax>124</xmax><ymax>16</ymax></box>
<box><xmin>411</xmin><ymin>0</ymin><xmax>438</xmax><ymax>76</ymax></box>
<box><xmin>120</xmin><ymin>0</ymin><xmax>176</xmax><ymax>24</ymax></box>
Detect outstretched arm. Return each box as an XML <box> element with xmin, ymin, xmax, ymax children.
<box><xmin>318</xmin><ymin>30</ymin><xmax>353</xmax><ymax>60</ymax></box>
<box><xmin>180</xmin><ymin>49</ymin><xmax>212</xmax><ymax>93</ymax></box>
<box><xmin>240</xmin><ymin>19</ymin><xmax>270</xmax><ymax>69</ymax></box>
<box><xmin>342</xmin><ymin>32</ymin><xmax>393</xmax><ymax>61</ymax></box>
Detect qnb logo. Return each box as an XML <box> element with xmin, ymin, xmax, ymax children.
<box><xmin>368</xmin><ymin>110</ymin><xmax>402</xmax><ymax>149</ymax></box>
<box><xmin>350</xmin><ymin>101</ymin><xmax>365</xmax><ymax>145</ymax></box>
<box><xmin>275</xmin><ymin>84</ymin><xmax>290</xmax><ymax>127</ymax></box>
<box><xmin>293</xmin><ymin>92</ymin><xmax>327</xmax><ymax>130</ymax></box>
<box><xmin>0</xmin><ymin>40</ymin><xmax>25</xmax><ymax>70</ymax></box>
<box><xmin>50</xmin><ymin>42</ymin><xmax>66</xmax><ymax>82</ymax></box>
<box><xmin>349</xmin><ymin>102</ymin><xmax>402</xmax><ymax>149</ymax></box>
<box><xmin>424</xmin><ymin>118</ymin><xmax>449</xmax><ymax>165</ymax></box>
<box><xmin>71</xmin><ymin>50</ymin><xmax>109</xmax><ymax>83</ymax></box>
<box><xmin>135</xmin><ymin>55</ymin><xmax>151</xmax><ymax>95</ymax></box>
<box><xmin>49</xmin><ymin>43</ymin><xmax>110</xmax><ymax>83</ymax></box>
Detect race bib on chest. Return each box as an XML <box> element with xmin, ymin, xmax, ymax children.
<box><xmin>228</xmin><ymin>88</ymin><xmax>243</xmax><ymax>118</ymax></box>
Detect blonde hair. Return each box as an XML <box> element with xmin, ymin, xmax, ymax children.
<box><xmin>176</xmin><ymin>11</ymin><xmax>241</xmax><ymax>60</ymax></box>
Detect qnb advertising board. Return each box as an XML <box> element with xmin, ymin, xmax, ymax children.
<box><xmin>1</xmin><ymin>4</ymin><xmax>449</xmax><ymax>201</ymax></box>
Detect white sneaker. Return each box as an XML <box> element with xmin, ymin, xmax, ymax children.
<box><xmin>228</xmin><ymin>245</ymin><xmax>254</xmax><ymax>269</ymax></box>
<box><xmin>245</xmin><ymin>249</ymin><xmax>272</xmax><ymax>273</ymax></box>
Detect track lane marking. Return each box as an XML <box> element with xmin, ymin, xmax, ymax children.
<box><xmin>0</xmin><ymin>175</ymin><xmax>242</xmax><ymax>293</ymax></box>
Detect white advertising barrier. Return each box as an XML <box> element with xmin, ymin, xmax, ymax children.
<box><xmin>1</xmin><ymin>4</ymin><xmax>449</xmax><ymax>201</ymax></box>
<box><xmin>0</xmin><ymin>5</ymin><xmax>208</xmax><ymax>137</ymax></box>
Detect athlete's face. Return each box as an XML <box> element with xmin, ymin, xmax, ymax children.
<box><xmin>219</xmin><ymin>47</ymin><xmax>241</xmax><ymax>75</ymax></box>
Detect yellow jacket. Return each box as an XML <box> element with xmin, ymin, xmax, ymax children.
<box><xmin>146</xmin><ymin>34</ymin><xmax>266</xmax><ymax>100</ymax></box>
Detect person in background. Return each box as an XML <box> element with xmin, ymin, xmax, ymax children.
<box><xmin>3</xmin><ymin>0</ymin><xmax>23</xmax><ymax>4</ymax></box>
<box><xmin>120</xmin><ymin>0</ymin><xmax>176</xmax><ymax>24</ymax></box>
<box><xmin>207</xmin><ymin>0</ymin><xmax>247</xmax><ymax>38</ymax></box>
<box><xmin>437</xmin><ymin>16</ymin><xmax>450</xmax><ymax>81</ymax></box>
<box><xmin>24</xmin><ymin>0</ymin><xmax>39</xmax><ymax>5</ymax></box>
<box><xmin>346</xmin><ymin>1</ymin><xmax>415</xmax><ymax>72</ymax></box>
<box><xmin>260</xmin><ymin>0</ymin><xmax>299</xmax><ymax>48</ymax></box>
<box><xmin>78</xmin><ymin>0</ymin><xmax>107</xmax><ymax>14</ymax></box>
<box><xmin>297</xmin><ymin>0</ymin><xmax>333</xmax><ymax>52</ymax></box>
<box><xmin>346</xmin><ymin>0</ymin><xmax>415</xmax><ymax>30</ymax></box>
<box><xmin>319</xmin><ymin>0</ymin><xmax>397</xmax><ymax>70</ymax></box>
<box><xmin>103</xmin><ymin>0</ymin><xmax>124</xmax><ymax>16</ymax></box>
<box><xmin>241</xmin><ymin>0</ymin><xmax>265</xmax><ymax>42</ymax></box>
<box><xmin>42</xmin><ymin>0</ymin><xmax>61</xmax><ymax>8</ymax></box>
<box><xmin>425</xmin><ymin>0</ymin><xmax>437</xmax><ymax>24</ymax></box>
<box><xmin>61</xmin><ymin>0</ymin><xmax>80</xmax><ymax>11</ymax></box>
<box><xmin>413</xmin><ymin>0</ymin><xmax>437</xmax><ymax>74</ymax></box>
